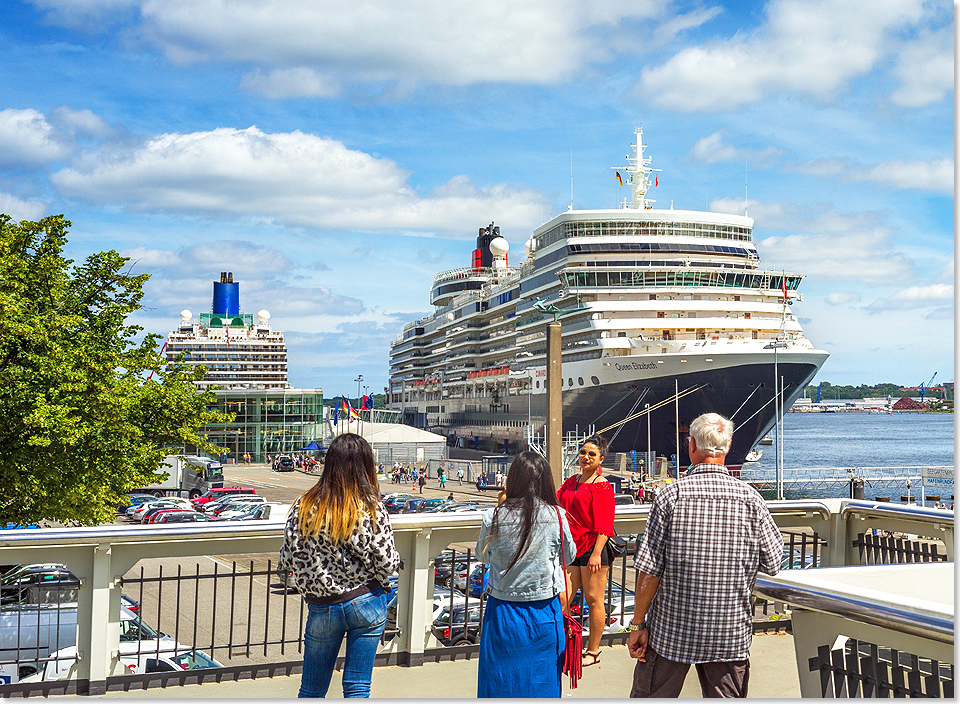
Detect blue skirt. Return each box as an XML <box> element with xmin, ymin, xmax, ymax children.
<box><xmin>477</xmin><ymin>595</ymin><xmax>565</xmax><ymax>698</ymax></box>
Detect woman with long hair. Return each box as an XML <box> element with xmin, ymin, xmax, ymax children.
<box><xmin>476</xmin><ymin>451</ymin><xmax>575</xmax><ymax>698</ymax></box>
<box><xmin>556</xmin><ymin>434</ymin><xmax>616</xmax><ymax>667</ymax></box>
<box><xmin>280</xmin><ymin>433</ymin><xmax>400</xmax><ymax>698</ymax></box>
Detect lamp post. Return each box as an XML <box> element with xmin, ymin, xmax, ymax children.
<box><xmin>355</xmin><ymin>374</ymin><xmax>363</xmax><ymax>435</ymax></box>
<box><xmin>905</xmin><ymin>478</ymin><xmax>912</xmax><ymax>505</ymax></box>
<box><xmin>645</xmin><ymin>403</ymin><xmax>651</xmax><ymax>480</ymax></box>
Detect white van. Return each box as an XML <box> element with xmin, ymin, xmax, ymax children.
<box><xmin>0</xmin><ymin>605</ymin><xmax>153</xmax><ymax>684</ymax></box>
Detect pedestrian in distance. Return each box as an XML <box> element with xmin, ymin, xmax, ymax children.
<box><xmin>457</xmin><ymin>467</ymin><xmax>464</xmax><ymax>485</ymax></box>
<box><xmin>439</xmin><ymin>468</ymin><xmax>446</xmax><ymax>488</ymax></box>
<box><xmin>626</xmin><ymin>413</ymin><xmax>783</xmax><ymax>698</ymax></box>
<box><xmin>476</xmin><ymin>451</ymin><xmax>576</xmax><ymax>698</ymax></box>
<box><xmin>280</xmin><ymin>433</ymin><xmax>401</xmax><ymax>698</ymax></box>
<box><xmin>418</xmin><ymin>472</ymin><xmax>426</xmax><ymax>493</ymax></box>
<box><xmin>556</xmin><ymin>434</ymin><xmax>615</xmax><ymax>668</ymax></box>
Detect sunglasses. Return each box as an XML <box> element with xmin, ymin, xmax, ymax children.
<box><xmin>578</xmin><ymin>449</ymin><xmax>600</xmax><ymax>457</ymax></box>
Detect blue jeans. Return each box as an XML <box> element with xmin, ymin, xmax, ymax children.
<box><xmin>299</xmin><ymin>589</ymin><xmax>387</xmax><ymax>698</ymax></box>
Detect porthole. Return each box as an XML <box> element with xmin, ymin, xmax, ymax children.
<box><xmin>591</xmin><ymin>376</ymin><xmax>600</xmax><ymax>385</ymax></box>
<box><xmin>536</xmin><ymin>380</ymin><xmax>540</xmax><ymax>389</ymax></box>
<box><xmin>578</xmin><ymin>377</ymin><xmax>584</xmax><ymax>386</ymax></box>
<box><xmin>568</xmin><ymin>378</ymin><xmax>574</xmax><ymax>387</ymax></box>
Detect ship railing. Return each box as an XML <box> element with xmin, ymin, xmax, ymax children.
<box><xmin>0</xmin><ymin>500</ymin><xmax>951</xmax><ymax>697</ymax></box>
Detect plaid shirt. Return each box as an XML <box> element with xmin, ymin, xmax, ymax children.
<box><xmin>633</xmin><ymin>463</ymin><xmax>782</xmax><ymax>663</ymax></box>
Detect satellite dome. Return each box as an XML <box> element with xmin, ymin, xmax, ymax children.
<box><xmin>180</xmin><ymin>309</ymin><xmax>192</xmax><ymax>322</ymax></box>
<box><xmin>489</xmin><ymin>237</ymin><xmax>509</xmax><ymax>256</ymax></box>
<box><xmin>524</xmin><ymin>238</ymin><xmax>536</xmax><ymax>257</ymax></box>
<box><xmin>257</xmin><ymin>309</ymin><xmax>271</xmax><ymax>325</ymax></box>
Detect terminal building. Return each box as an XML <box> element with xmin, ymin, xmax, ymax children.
<box><xmin>165</xmin><ymin>273</ymin><xmax>324</xmax><ymax>462</ymax></box>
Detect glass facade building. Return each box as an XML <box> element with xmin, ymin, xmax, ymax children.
<box><xmin>196</xmin><ymin>388</ymin><xmax>325</xmax><ymax>462</ymax></box>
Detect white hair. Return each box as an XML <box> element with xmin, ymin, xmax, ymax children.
<box><xmin>689</xmin><ymin>413</ymin><xmax>734</xmax><ymax>457</ymax></box>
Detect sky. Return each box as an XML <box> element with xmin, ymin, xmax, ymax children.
<box><xmin>0</xmin><ymin>0</ymin><xmax>953</xmax><ymax>399</ymax></box>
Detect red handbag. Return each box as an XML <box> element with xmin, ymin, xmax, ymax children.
<box><xmin>556</xmin><ymin>506</ymin><xmax>583</xmax><ymax>688</ymax></box>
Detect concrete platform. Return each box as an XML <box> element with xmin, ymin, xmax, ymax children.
<box><xmin>96</xmin><ymin>633</ymin><xmax>800</xmax><ymax>698</ymax></box>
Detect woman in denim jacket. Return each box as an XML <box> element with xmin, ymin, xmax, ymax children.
<box><xmin>476</xmin><ymin>452</ymin><xmax>576</xmax><ymax>698</ymax></box>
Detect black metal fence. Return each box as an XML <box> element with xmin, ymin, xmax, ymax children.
<box><xmin>853</xmin><ymin>531</ymin><xmax>948</xmax><ymax>565</ymax></box>
<box><xmin>809</xmin><ymin>638</ymin><xmax>954</xmax><ymax>697</ymax></box>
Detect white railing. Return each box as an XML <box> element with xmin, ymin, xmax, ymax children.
<box><xmin>0</xmin><ymin>500</ymin><xmax>952</xmax><ymax>695</ymax></box>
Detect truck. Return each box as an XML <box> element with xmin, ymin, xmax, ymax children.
<box><xmin>134</xmin><ymin>455</ymin><xmax>224</xmax><ymax>500</ymax></box>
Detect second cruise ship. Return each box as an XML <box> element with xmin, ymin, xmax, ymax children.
<box><xmin>387</xmin><ymin>129</ymin><xmax>828</xmax><ymax>470</ymax></box>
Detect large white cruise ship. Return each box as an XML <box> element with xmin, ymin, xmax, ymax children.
<box><xmin>387</xmin><ymin>129</ymin><xmax>828</xmax><ymax>469</ymax></box>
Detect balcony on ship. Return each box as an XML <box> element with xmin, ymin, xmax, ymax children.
<box><xmin>0</xmin><ymin>500</ymin><xmax>952</xmax><ymax>698</ymax></box>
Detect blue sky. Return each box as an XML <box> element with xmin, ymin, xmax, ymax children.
<box><xmin>0</xmin><ymin>0</ymin><xmax>953</xmax><ymax>399</ymax></box>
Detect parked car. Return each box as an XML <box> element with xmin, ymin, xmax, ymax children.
<box><xmin>431</xmin><ymin>602</ymin><xmax>484</xmax><ymax>646</ymax></box>
<box><xmin>380</xmin><ymin>493</ymin><xmax>415</xmax><ymax>505</ymax></box>
<box><xmin>22</xmin><ymin>641</ymin><xmax>222</xmax><ymax>682</ymax></box>
<box><xmin>568</xmin><ymin>581</ymin><xmax>637</xmax><ymax>634</ymax></box>
<box><xmin>142</xmin><ymin>507</ymin><xmax>193</xmax><ymax>524</ymax></box>
<box><xmin>190</xmin><ymin>487</ymin><xmax>256</xmax><ymax>508</ymax></box>
<box><xmin>430</xmin><ymin>502</ymin><xmax>482</xmax><ymax>513</ymax></box>
<box><xmin>465</xmin><ymin>563</ymin><xmax>489</xmax><ymax>598</ymax></box>
<box><xmin>385</xmin><ymin>586</ymin><xmax>468</xmax><ymax>630</ymax></box>
<box><xmin>414</xmin><ymin>499</ymin><xmax>449</xmax><ymax>513</ymax></box>
<box><xmin>154</xmin><ymin>511</ymin><xmax>213</xmax><ymax>524</ymax></box>
<box><xmin>0</xmin><ymin>564</ymin><xmax>79</xmax><ymax>608</ymax></box>
<box><xmin>384</xmin><ymin>496</ymin><xmax>420</xmax><ymax>514</ymax></box>
<box><xmin>615</xmin><ymin>493</ymin><xmax>635</xmax><ymax>506</ymax></box>
<box><xmin>273</xmin><ymin>455</ymin><xmax>295</xmax><ymax>472</ymax></box>
<box><xmin>128</xmin><ymin>498</ymin><xmax>191</xmax><ymax>520</ymax></box>
<box><xmin>214</xmin><ymin>501</ymin><xmax>282</xmax><ymax>520</ymax></box>
<box><xmin>117</xmin><ymin>494</ymin><xmax>157</xmax><ymax>513</ymax></box>
<box><xmin>204</xmin><ymin>495</ymin><xmax>269</xmax><ymax>516</ymax></box>
<box><xmin>434</xmin><ymin>560</ymin><xmax>470</xmax><ymax>589</ymax></box>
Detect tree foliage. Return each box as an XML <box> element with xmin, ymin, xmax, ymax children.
<box><xmin>0</xmin><ymin>215</ymin><xmax>231</xmax><ymax>526</ymax></box>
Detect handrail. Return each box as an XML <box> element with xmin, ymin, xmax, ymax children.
<box><xmin>754</xmin><ymin>576</ymin><xmax>954</xmax><ymax>644</ymax></box>
<box><xmin>839</xmin><ymin>500</ymin><xmax>955</xmax><ymax>524</ymax></box>
<box><xmin>766</xmin><ymin>500</ymin><xmax>832</xmax><ymax>520</ymax></box>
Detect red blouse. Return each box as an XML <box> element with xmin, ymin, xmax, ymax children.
<box><xmin>557</xmin><ymin>473</ymin><xmax>616</xmax><ymax>557</ymax></box>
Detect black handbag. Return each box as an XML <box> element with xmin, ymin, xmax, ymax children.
<box><xmin>607</xmin><ymin>533</ymin><xmax>628</xmax><ymax>558</ymax></box>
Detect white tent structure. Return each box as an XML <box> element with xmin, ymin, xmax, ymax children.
<box><xmin>329</xmin><ymin>421</ymin><xmax>445</xmax><ymax>465</ymax></box>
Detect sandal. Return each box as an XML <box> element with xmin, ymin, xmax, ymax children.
<box><xmin>582</xmin><ymin>650</ymin><xmax>601</xmax><ymax>666</ymax></box>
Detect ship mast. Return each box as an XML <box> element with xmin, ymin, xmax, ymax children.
<box><xmin>615</xmin><ymin>126</ymin><xmax>661</xmax><ymax>210</ymax></box>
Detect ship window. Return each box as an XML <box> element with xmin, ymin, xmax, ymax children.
<box><xmin>568</xmin><ymin>378</ymin><xmax>573</xmax><ymax>387</ymax></box>
<box><xmin>649</xmin><ymin>294</ymin><xmax>657</xmax><ymax>300</ymax></box>
<box><xmin>535</xmin><ymin>381</ymin><xmax>540</xmax><ymax>389</ymax></box>
<box><xmin>578</xmin><ymin>377</ymin><xmax>584</xmax><ymax>386</ymax></box>
<box><xmin>591</xmin><ymin>376</ymin><xmax>600</xmax><ymax>385</ymax></box>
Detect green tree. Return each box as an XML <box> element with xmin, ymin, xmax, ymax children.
<box><xmin>0</xmin><ymin>215</ymin><xmax>231</xmax><ymax>526</ymax></box>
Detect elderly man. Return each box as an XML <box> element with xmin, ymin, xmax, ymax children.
<box><xmin>626</xmin><ymin>412</ymin><xmax>783</xmax><ymax>698</ymax></box>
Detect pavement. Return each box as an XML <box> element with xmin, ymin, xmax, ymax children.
<box><xmin>97</xmin><ymin>634</ymin><xmax>801</xmax><ymax>699</ymax></box>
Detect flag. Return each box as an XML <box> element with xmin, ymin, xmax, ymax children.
<box><xmin>782</xmin><ymin>272</ymin><xmax>787</xmax><ymax>302</ymax></box>
<box><xmin>615</xmin><ymin>171</ymin><xmax>623</xmax><ymax>186</ymax></box>
<box><xmin>655</xmin><ymin>176</ymin><xmax>658</xmax><ymax>187</ymax></box>
<box><xmin>333</xmin><ymin>397</ymin><xmax>340</xmax><ymax>424</ymax></box>
<box><xmin>341</xmin><ymin>398</ymin><xmax>359</xmax><ymax>421</ymax></box>
<box><xmin>225</xmin><ymin>327</ymin><xmax>230</xmax><ymax>347</ymax></box>
<box><xmin>361</xmin><ymin>394</ymin><xmax>372</xmax><ymax>410</ymax></box>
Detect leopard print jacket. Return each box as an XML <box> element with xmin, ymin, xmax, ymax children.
<box><xmin>279</xmin><ymin>498</ymin><xmax>401</xmax><ymax>598</ymax></box>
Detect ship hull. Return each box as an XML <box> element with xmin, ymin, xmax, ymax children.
<box><xmin>409</xmin><ymin>349</ymin><xmax>826</xmax><ymax>470</ymax></box>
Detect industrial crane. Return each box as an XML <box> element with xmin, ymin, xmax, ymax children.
<box><xmin>918</xmin><ymin>372</ymin><xmax>937</xmax><ymax>402</ymax></box>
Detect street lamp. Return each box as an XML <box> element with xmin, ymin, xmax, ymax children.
<box><xmin>645</xmin><ymin>403</ymin><xmax>651</xmax><ymax>479</ymax></box>
<box><xmin>355</xmin><ymin>374</ymin><xmax>363</xmax><ymax>434</ymax></box>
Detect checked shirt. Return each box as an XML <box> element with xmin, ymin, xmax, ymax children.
<box><xmin>633</xmin><ymin>463</ymin><xmax>782</xmax><ymax>664</ymax></box>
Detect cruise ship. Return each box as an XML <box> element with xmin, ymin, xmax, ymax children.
<box><xmin>387</xmin><ymin>129</ymin><xmax>828</xmax><ymax>470</ymax></box>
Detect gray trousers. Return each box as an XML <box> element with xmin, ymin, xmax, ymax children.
<box><xmin>630</xmin><ymin>644</ymin><xmax>750</xmax><ymax>698</ymax></box>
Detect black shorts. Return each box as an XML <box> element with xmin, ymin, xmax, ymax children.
<box><xmin>571</xmin><ymin>542</ymin><xmax>612</xmax><ymax>567</ymax></box>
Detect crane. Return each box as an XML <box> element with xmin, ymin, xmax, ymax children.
<box><xmin>919</xmin><ymin>372</ymin><xmax>937</xmax><ymax>402</ymax></box>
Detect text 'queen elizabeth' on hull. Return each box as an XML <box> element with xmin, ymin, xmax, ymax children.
<box><xmin>387</xmin><ymin>128</ymin><xmax>828</xmax><ymax>470</ymax></box>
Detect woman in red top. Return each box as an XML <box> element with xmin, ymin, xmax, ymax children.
<box><xmin>556</xmin><ymin>434</ymin><xmax>615</xmax><ymax>667</ymax></box>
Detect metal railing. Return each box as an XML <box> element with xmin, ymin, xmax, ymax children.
<box><xmin>0</xmin><ymin>499</ymin><xmax>952</xmax><ymax>696</ymax></box>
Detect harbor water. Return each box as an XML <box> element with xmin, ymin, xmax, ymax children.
<box><xmin>742</xmin><ymin>412</ymin><xmax>954</xmax><ymax>502</ymax></box>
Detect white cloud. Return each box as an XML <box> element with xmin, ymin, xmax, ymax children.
<box><xmin>824</xmin><ymin>291</ymin><xmax>861</xmax><ymax>306</ymax></box>
<box><xmin>0</xmin><ymin>108</ymin><xmax>73</xmax><ymax>166</ymax></box>
<box><xmin>757</xmin><ymin>229</ymin><xmax>914</xmax><ymax>284</ymax></box>
<box><xmin>637</xmin><ymin>0</ymin><xmax>927</xmax><ymax>111</ymax></box>
<box><xmin>239</xmin><ymin>67</ymin><xmax>341</xmax><ymax>99</ymax></box>
<box><xmin>791</xmin><ymin>156</ymin><xmax>953</xmax><ymax>194</ymax></box>
<box><xmin>51</xmin><ymin>127</ymin><xmax>546</xmax><ymax>235</ymax></box>
<box><xmin>34</xmin><ymin>0</ymin><xmax>665</xmax><ymax>87</ymax></box>
<box><xmin>890</xmin><ymin>25</ymin><xmax>954</xmax><ymax>107</ymax></box>
<box><xmin>865</xmin><ymin>283</ymin><xmax>954</xmax><ymax>312</ymax></box>
<box><xmin>687</xmin><ymin>130</ymin><xmax>786</xmax><ymax>166</ymax></box>
<box><xmin>0</xmin><ymin>193</ymin><xmax>49</xmax><ymax>221</ymax></box>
